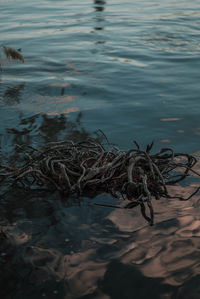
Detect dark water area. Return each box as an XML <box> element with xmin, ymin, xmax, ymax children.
<box><xmin>1</xmin><ymin>0</ymin><xmax>200</xmax><ymax>298</ymax></box>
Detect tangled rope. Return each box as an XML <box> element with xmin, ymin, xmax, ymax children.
<box><xmin>0</xmin><ymin>136</ymin><xmax>199</xmax><ymax>225</ymax></box>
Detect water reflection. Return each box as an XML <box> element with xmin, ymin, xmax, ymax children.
<box><xmin>94</xmin><ymin>0</ymin><xmax>106</xmax><ymax>12</ymax></box>
<box><xmin>2</xmin><ymin>112</ymin><xmax>92</xmax><ymax>152</ymax></box>
<box><xmin>1</xmin><ymin>183</ymin><xmax>200</xmax><ymax>298</ymax></box>
<box><xmin>3</xmin><ymin>83</ymin><xmax>25</xmax><ymax>105</ymax></box>
<box><xmin>93</xmin><ymin>0</ymin><xmax>106</xmax><ymax>32</ymax></box>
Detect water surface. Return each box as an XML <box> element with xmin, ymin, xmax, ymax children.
<box><xmin>1</xmin><ymin>0</ymin><xmax>200</xmax><ymax>298</ymax></box>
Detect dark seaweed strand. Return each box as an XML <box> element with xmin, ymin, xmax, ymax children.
<box><xmin>0</xmin><ymin>137</ymin><xmax>199</xmax><ymax>225</ymax></box>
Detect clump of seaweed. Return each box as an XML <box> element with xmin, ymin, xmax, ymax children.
<box><xmin>2</xmin><ymin>46</ymin><xmax>24</xmax><ymax>63</ymax></box>
<box><xmin>0</xmin><ymin>135</ymin><xmax>199</xmax><ymax>225</ymax></box>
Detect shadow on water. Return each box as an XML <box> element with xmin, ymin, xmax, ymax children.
<box><xmin>98</xmin><ymin>260</ymin><xmax>175</xmax><ymax>299</ymax></box>
<box><xmin>97</xmin><ymin>259</ymin><xmax>200</xmax><ymax>299</ymax></box>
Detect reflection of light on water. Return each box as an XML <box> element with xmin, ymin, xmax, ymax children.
<box><xmin>161</xmin><ymin>11</ymin><xmax>200</xmax><ymax>20</ymax></box>
<box><xmin>1</xmin><ymin>160</ymin><xmax>200</xmax><ymax>297</ymax></box>
<box><xmin>112</xmin><ymin>57</ymin><xmax>148</xmax><ymax>67</ymax></box>
<box><xmin>160</xmin><ymin>118</ymin><xmax>182</xmax><ymax>122</ymax></box>
<box><xmin>30</xmin><ymin>95</ymin><xmax>78</xmax><ymax>114</ymax></box>
<box><xmin>4</xmin><ymin>77</ymin><xmax>25</xmax><ymax>82</ymax></box>
<box><xmin>46</xmin><ymin>107</ymin><xmax>79</xmax><ymax>115</ymax></box>
<box><xmin>43</xmin><ymin>95</ymin><xmax>76</xmax><ymax>103</ymax></box>
<box><xmin>65</xmin><ymin>61</ymin><xmax>82</xmax><ymax>75</ymax></box>
<box><xmin>108</xmin><ymin>208</ymin><xmax>147</xmax><ymax>233</ymax></box>
<box><xmin>64</xmin><ymin>249</ymin><xmax>107</xmax><ymax>297</ymax></box>
<box><xmin>50</xmin><ymin>82</ymin><xmax>71</xmax><ymax>87</ymax></box>
<box><xmin>107</xmin><ymin>160</ymin><xmax>200</xmax><ymax>287</ymax></box>
<box><xmin>160</xmin><ymin>139</ymin><xmax>171</xmax><ymax>143</ymax></box>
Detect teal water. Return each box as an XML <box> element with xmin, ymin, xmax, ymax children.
<box><xmin>1</xmin><ymin>0</ymin><xmax>200</xmax><ymax>298</ymax></box>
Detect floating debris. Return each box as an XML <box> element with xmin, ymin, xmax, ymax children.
<box><xmin>3</xmin><ymin>46</ymin><xmax>24</xmax><ymax>63</ymax></box>
<box><xmin>0</xmin><ymin>134</ymin><xmax>199</xmax><ymax>225</ymax></box>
